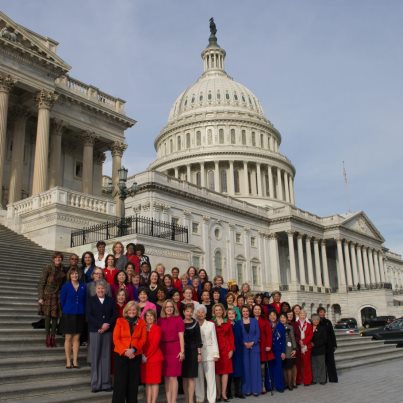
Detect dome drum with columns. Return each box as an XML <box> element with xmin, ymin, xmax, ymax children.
<box><xmin>149</xmin><ymin>27</ymin><xmax>295</xmax><ymax>208</ymax></box>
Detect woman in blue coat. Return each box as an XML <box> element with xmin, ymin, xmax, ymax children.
<box><xmin>227</xmin><ymin>307</ymin><xmax>244</xmax><ymax>398</ymax></box>
<box><xmin>268</xmin><ymin>310</ymin><xmax>286</xmax><ymax>392</ymax></box>
<box><xmin>240</xmin><ymin>305</ymin><xmax>262</xmax><ymax>396</ymax></box>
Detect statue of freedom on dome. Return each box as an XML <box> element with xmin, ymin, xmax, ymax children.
<box><xmin>209</xmin><ymin>18</ymin><xmax>217</xmax><ymax>36</ymax></box>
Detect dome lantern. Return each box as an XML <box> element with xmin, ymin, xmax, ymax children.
<box><xmin>201</xmin><ymin>18</ymin><xmax>226</xmax><ymax>73</ymax></box>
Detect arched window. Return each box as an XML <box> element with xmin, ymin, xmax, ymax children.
<box><xmin>207</xmin><ymin>170</ymin><xmax>215</xmax><ymax>190</ymax></box>
<box><xmin>248</xmin><ymin>171</ymin><xmax>252</xmax><ymax>194</ymax></box>
<box><xmin>241</xmin><ymin>130</ymin><xmax>246</xmax><ymax>145</ymax></box>
<box><xmin>219</xmin><ymin>129</ymin><xmax>224</xmax><ymax>144</ymax></box>
<box><xmin>234</xmin><ymin>92</ymin><xmax>238</xmax><ymax>101</ymax></box>
<box><xmin>251</xmin><ymin>132</ymin><xmax>256</xmax><ymax>146</ymax></box>
<box><xmin>208</xmin><ymin>91</ymin><xmax>212</xmax><ymax>101</ymax></box>
<box><xmin>252</xmin><ymin>265</ymin><xmax>260</xmax><ymax>286</ymax></box>
<box><xmin>260</xmin><ymin>133</ymin><xmax>264</xmax><ymax>148</ymax></box>
<box><xmin>195</xmin><ymin>171</ymin><xmax>201</xmax><ymax>187</ymax></box>
<box><xmin>234</xmin><ymin>169</ymin><xmax>240</xmax><ymax>193</ymax></box>
<box><xmin>217</xmin><ymin>90</ymin><xmax>221</xmax><ymax>100</ymax></box>
<box><xmin>214</xmin><ymin>250</ymin><xmax>222</xmax><ymax>276</ymax></box>
<box><xmin>207</xmin><ymin>129</ymin><xmax>213</xmax><ymax>145</ymax></box>
<box><xmin>186</xmin><ymin>133</ymin><xmax>190</xmax><ymax>148</ymax></box>
<box><xmin>164</xmin><ymin>142</ymin><xmax>167</xmax><ymax>155</ymax></box>
<box><xmin>196</xmin><ymin>131</ymin><xmax>201</xmax><ymax>146</ymax></box>
<box><xmin>220</xmin><ymin>169</ymin><xmax>227</xmax><ymax>193</ymax></box>
<box><xmin>177</xmin><ymin>136</ymin><xmax>181</xmax><ymax>151</ymax></box>
<box><xmin>170</xmin><ymin>138</ymin><xmax>173</xmax><ymax>153</ymax></box>
<box><xmin>236</xmin><ymin>262</ymin><xmax>243</xmax><ymax>285</ymax></box>
<box><xmin>230</xmin><ymin>129</ymin><xmax>236</xmax><ymax>144</ymax></box>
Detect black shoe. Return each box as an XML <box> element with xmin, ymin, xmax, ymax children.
<box><xmin>91</xmin><ymin>390</ymin><xmax>99</xmax><ymax>393</ymax></box>
<box><xmin>102</xmin><ymin>388</ymin><xmax>113</xmax><ymax>392</ymax></box>
<box><xmin>320</xmin><ymin>382</ymin><xmax>327</xmax><ymax>385</ymax></box>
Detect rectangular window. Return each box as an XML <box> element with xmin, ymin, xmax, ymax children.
<box><xmin>75</xmin><ymin>161</ymin><xmax>83</xmax><ymax>178</ymax></box>
<box><xmin>237</xmin><ymin>262</ymin><xmax>243</xmax><ymax>285</ymax></box>
<box><xmin>251</xmin><ymin>237</ymin><xmax>256</xmax><ymax>247</ymax></box>
<box><xmin>235</xmin><ymin>233</ymin><xmax>241</xmax><ymax>243</ymax></box>
<box><xmin>192</xmin><ymin>222</ymin><xmax>199</xmax><ymax>234</ymax></box>
<box><xmin>192</xmin><ymin>256</ymin><xmax>200</xmax><ymax>269</ymax></box>
<box><xmin>172</xmin><ymin>217</ymin><xmax>179</xmax><ymax>226</ymax></box>
<box><xmin>251</xmin><ymin>132</ymin><xmax>256</xmax><ymax>146</ymax></box>
<box><xmin>252</xmin><ymin>265</ymin><xmax>258</xmax><ymax>285</ymax></box>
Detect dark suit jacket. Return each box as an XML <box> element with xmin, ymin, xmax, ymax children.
<box><xmin>86</xmin><ymin>295</ymin><xmax>117</xmax><ymax>332</ymax></box>
<box><xmin>319</xmin><ymin>317</ymin><xmax>337</xmax><ymax>350</ymax></box>
<box><xmin>312</xmin><ymin>324</ymin><xmax>328</xmax><ymax>356</ymax></box>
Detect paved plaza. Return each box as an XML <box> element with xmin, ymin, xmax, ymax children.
<box><xmin>244</xmin><ymin>360</ymin><xmax>403</xmax><ymax>403</ymax></box>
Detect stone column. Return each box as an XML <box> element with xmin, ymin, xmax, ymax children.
<box><xmin>356</xmin><ymin>245</ymin><xmax>365</xmax><ymax>286</ymax></box>
<box><xmin>200</xmin><ymin>162</ymin><xmax>205</xmax><ymax>187</ymax></box>
<box><xmin>336</xmin><ymin>238</ymin><xmax>347</xmax><ymax>291</ymax></box>
<box><xmin>362</xmin><ymin>247</ymin><xmax>371</xmax><ymax>286</ymax></box>
<box><xmin>284</xmin><ymin>171</ymin><xmax>290</xmax><ymax>202</ymax></box>
<box><xmin>350</xmin><ymin>242</ymin><xmax>359</xmax><ymax>287</ymax></box>
<box><xmin>82</xmin><ymin>131</ymin><xmax>96</xmax><ymax>194</ymax></box>
<box><xmin>368</xmin><ymin>248</ymin><xmax>376</xmax><ymax>285</ymax></box>
<box><xmin>8</xmin><ymin>108</ymin><xmax>29</xmax><ymax>203</ymax></box>
<box><xmin>343</xmin><ymin>240</ymin><xmax>353</xmax><ymax>287</ymax></box>
<box><xmin>313</xmin><ymin>238</ymin><xmax>323</xmax><ymax>287</ymax></box>
<box><xmin>289</xmin><ymin>176</ymin><xmax>295</xmax><ymax>204</ymax></box>
<box><xmin>277</xmin><ymin>167</ymin><xmax>283</xmax><ymax>200</ymax></box>
<box><xmin>297</xmin><ymin>234</ymin><xmax>306</xmax><ymax>285</ymax></box>
<box><xmin>0</xmin><ymin>74</ymin><xmax>15</xmax><ymax>206</ymax></box>
<box><xmin>377</xmin><ymin>251</ymin><xmax>385</xmax><ymax>283</ymax></box>
<box><xmin>174</xmin><ymin>167</ymin><xmax>179</xmax><ymax>179</ymax></box>
<box><xmin>321</xmin><ymin>240</ymin><xmax>330</xmax><ymax>288</ymax></box>
<box><xmin>306</xmin><ymin>236</ymin><xmax>315</xmax><ymax>286</ymax></box>
<box><xmin>32</xmin><ymin>90</ymin><xmax>58</xmax><ymax>195</ymax></box>
<box><xmin>228</xmin><ymin>160</ymin><xmax>234</xmax><ymax>195</ymax></box>
<box><xmin>268</xmin><ymin>165</ymin><xmax>274</xmax><ymax>198</ymax></box>
<box><xmin>48</xmin><ymin>119</ymin><xmax>64</xmax><ymax>189</ymax></box>
<box><xmin>243</xmin><ymin>161</ymin><xmax>249</xmax><ymax>195</ymax></box>
<box><xmin>186</xmin><ymin>164</ymin><xmax>191</xmax><ymax>183</ymax></box>
<box><xmin>214</xmin><ymin>161</ymin><xmax>220</xmax><ymax>192</ymax></box>
<box><xmin>373</xmin><ymin>249</ymin><xmax>381</xmax><ymax>284</ymax></box>
<box><xmin>287</xmin><ymin>231</ymin><xmax>297</xmax><ymax>287</ymax></box>
<box><xmin>256</xmin><ymin>163</ymin><xmax>262</xmax><ymax>196</ymax></box>
<box><xmin>268</xmin><ymin>233</ymin><xmax>281</xmax><ymax>289</ymax></box>
<box><xmin>111</xmin><ymin>141</ymin><xmax>127</xmax><ymax>217</ymax></box>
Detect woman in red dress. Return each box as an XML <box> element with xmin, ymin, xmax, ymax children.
<box><xmin>115</xmin><ymin>289</ymin><xmax>127</xmax><ymax>318</ymax></box>
<box><xmin>295</xmin><ymin>309</ymin><xmax>313</xmax><ymax>386</ymax></box>
<box><xmin>103</xmin><ymin>254</ymin><xmax>119</xmax><ymax>286</ymax></box>
<box><xmin>141</xmin><ymin>309</ymin><xmax>164</xmax><ymax>403</ymax></box>
<box><xmin>212</xmin><ymin>303</ymin><xmax>235</xmax><ymax>402</ymax></box>
<box><xmin>253</xmin><ymin>304</ymin><xmax>273</xmax><ymax>394</ymax></box>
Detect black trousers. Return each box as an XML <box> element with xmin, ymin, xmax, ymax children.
<box><xmin>112</xmin><ymin>353</ymin><xmax>141</xmax><ymax>403</ymax></box>
<box><xmin>325</xmin><ymin>349</ymin><xmax>338</xmax><ymax>383</ymax></box>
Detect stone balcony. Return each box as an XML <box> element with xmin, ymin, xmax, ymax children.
<box><xmin>6</xmin><ymin>187</ymin><xmax>116</xmax><ymax>250</ymax></box>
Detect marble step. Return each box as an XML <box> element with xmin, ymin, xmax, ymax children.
<box><xmin>0</xmin><ymin>345</ymin><xmax>71</xmax><ymax>358</ymax></box>
<box><xmin>335</xmin><ymin>343</ymin><xmax>398</xmax><ymax>357</ymax></box>
<box><xmin>335</xmin><ymin>345</ymin><xmax>403</xmax><ymax>363</ymax></box>
<box><xmin>0</xmin><ymin>352</ymin><xmax>88</xmax><ymax>369</ymax></box>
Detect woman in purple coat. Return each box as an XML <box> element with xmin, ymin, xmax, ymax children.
<box><xmin>240</xmin><ymin>305</ymin><xmax>262</xmax><ymax>396</ymax></box>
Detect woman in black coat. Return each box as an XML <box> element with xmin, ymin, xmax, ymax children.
<box><xmin>311</xmin><ymin>314</ymin><xmax>328</xmax><ymax>385</ymax></box>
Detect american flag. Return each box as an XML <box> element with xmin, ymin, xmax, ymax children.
<box><xmin>343</xmin><ymin>161</ymin><xmax>348</xmax><ymax>185</ymax></box>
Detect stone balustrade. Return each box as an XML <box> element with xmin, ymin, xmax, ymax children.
<box><xmin>8</xmin><ymin>187</ymin><xmax>116</xmax><ymax>217</ymax></box>
<box><xmin>55</xmin><ymin>75</ymin><xmax>125</xmax><ymax>114</ymax></box>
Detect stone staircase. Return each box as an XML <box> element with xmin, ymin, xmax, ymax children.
<box><xmin>0</xmin><ymin>224</ymin><xmax>112</xmax><ymax>403</ymax></box>
<box><xmin>335</xmin><ymin>331</ymin><xmax>403</xmax><ymax>372</ymax></box>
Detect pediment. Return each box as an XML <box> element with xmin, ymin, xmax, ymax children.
<box><xmin>342</xmin><ymin>212</ymin><xmax>384</xmax><ymax>242</ymax></box>
<box><xmin>0</xmin><ymin>11</ymin><xmax>70</xmax><ymax>74</ymax></box>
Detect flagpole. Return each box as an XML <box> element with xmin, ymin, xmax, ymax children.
<box><xmin>343</xmin><ymin>161</ymin><xmax>352</xmax><ymax>213</ymax></box>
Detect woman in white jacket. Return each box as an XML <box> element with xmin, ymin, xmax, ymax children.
<box><xmin>195</xmin><ymin>304</ymin><xmax>219</xmax><ymax>403</ymax></box>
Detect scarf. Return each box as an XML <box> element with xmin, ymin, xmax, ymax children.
<box><xmin>126</xmin><ymin>316</ymin><xmax>138</xmax><ymax>335</ymax></box>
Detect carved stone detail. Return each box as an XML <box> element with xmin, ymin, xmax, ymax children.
<box><xmin>36</xmin><ymin>90</ymin><xmax>58</xmax><ymax>109</ymax></box>
<box><xmin>0</xmin><ymin>73</ymin><xmax>15</xmax><ymax>92</ymax></box>
<box><xmin>110</xmin><ymin>141</ymin><xmax>127</xmax><ymax>157</ymax></box>
<box><xmin>82</xmin><ymin>130</ymin><xmax>97</xmax><ymax>146</ymax></box>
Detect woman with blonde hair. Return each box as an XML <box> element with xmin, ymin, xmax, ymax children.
<box><xmin>158</xmin><ymin>299</ymin><xmax>185</xmax><ymax>403</ymax></box>
<box><xmin>112</xmin><ymin>300</ymin><xmax>146</xmax><ymax>402</ymax></box>
<box><xmin>112</xmin><ymin>241</ymin><xmax>128</xmax><ymax>271</ymax></box>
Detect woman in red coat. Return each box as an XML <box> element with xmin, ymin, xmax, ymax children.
<box><xmin>295</xmin><ymin>309</ymin><xmax>313</xmax><ymax>386</ymax></box>
<box><xmin>253</xmin><ymin>304</ymin><xmax>273</xmax><ymax>394</ymax></box>
<box><xmin>141</xmin><ymin>309</ymin><xmax>164</xmax><ymax>403</ymax></box>
<box><xmin>212</xmin><ymin>303</ymin><xmax>235</xmax><ymax>402</ymax></box>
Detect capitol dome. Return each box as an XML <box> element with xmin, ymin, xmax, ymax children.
<box><xmin>150</xmin><ymin>22</ymin><xmax>296</xmax><ymax>209</ymax></box>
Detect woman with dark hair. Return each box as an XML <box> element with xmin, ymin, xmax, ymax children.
<box><xmin>112</xmin><ymin>241</ymin><xmax>128</xmax><ymax>271</ymax></box>
<box><xmin>131</xmin><ymin>273</ymin><xmax>141</xmax><ymax>299</ymax></box>
<box><xmin>125</xmin><ymin>262</ymin><xmax>136</xmax><ymax>283</ymax></box>
<box><xmin>171</xmin><ymin>289</ymin><xmax>182</xmax><ymax>314</ymax></box>
<box><xmin>202</xmin><ymin>280</ymin><xmax>213</xmax><ymax>294</ymax></box>
<box><xmin>236</xmin><ymin>295</ymin><xmax>245</xmax><ymax>311</ymax></box>
<box><xmin>280</xmin><ymin>312</ymin><xmax>297</xmax><ymax>390</ymax></box>
<box><xmin>191</xmin><ymin>276</ymin><xmax>201</xmax><ymax>301</ymax></box>
<box><xmin>135</xmin><ymin>243</ymin><xmax>151</xmax><ymax>268</ymax></box>
<box><xmin>200</xmin><ymin>290</ymin><xmax>213</xmax><ymax>320</ymax></box>
<box><xmin>180</xmin><ymin>286</ymin><xmax>199</xmax><ymax>318</ymax></box>
<box><xmin>141</xmin><ymin>309</ymin><xmax>164</xmax><ymax>403</ymax></box>
<box><xmin>212</xmin><ymin>288</ymin><xmax>221</xmax><ymax>307</ymax></box>
<box><xmin>225</xmin><ymin>292</ymin><xmax>240</xmax><ymax>320</ymax></box>
<box><xmin>171</xmin><ymin>267</ymin><xmax>182</xmax><ymax>291</ymax></box>
<box><xmin>268</xmin><ymin>310</ymin><xmax>286</xmax><ymax>393</ymax></box>
<box><xmin>240</xmin><ymin>305</ymin><xmax>261</xmax><ymax>396</ymax></box>
<box><xmin>253</xmin><ymin>304</ymin><xmax>273</xmax><ymax>394</ymax></box>
<box><xmin>140</xmin><ymin>262</ymin><xmax>151</xmax><ymax>286</ymax></box>
<box><xmin>112</xmin><ymin>270</ymin><xmax>135</xmax><ymax>301</ymax></box>
<box><xmin>103</xmin><ymin>254</ymin><xmax>118</xmax><ymax>286</ymax></box>
<box><xmin>126</xmin><ymin>243</ymin><xmax>140</xmax><ymax>273</ymax></box>
<box><xmin>148</xmin><ymin>271</ymin><xmax>160</xmax><ymax>303</ymax></box>
<box><xmin>115</xmin><ymin>289</ymin><xmax>128</xmax><ymax>318</ymax></box>
<box><xmin>138</xmin><ymin>288</ymin><xmax>157</xmax><ymax>319</ymax></box>
<box><xmin>254</xmin><ymin>293</ymin><xmax>263</xmax><ymax>306</ymax></box>
<box><xmin>94</xmin><ymin>240</ymin><xmax>107</xmax><ymax>269</ymax></box>
<box><xmin>155</xmin><ymin>287</ymin><xmax>168</xmax><ymax>318</ymax></box>
<box><xmin>292</xmin><ymin>304</ymin><xmax>302</xmax><ymax>320</ymax></box>
<box><xmin>112</xmin><ymin>301</ymin><xmax>146</xmax><ymax>403</ymax></box>
<box><xmin>186</xmin><ymin>266</ymin><xmax>198</xmax><ymax>285</ymax></box>
<box><xmin>38</xmin><ymin>252</ymin><xmax>66</xmax><ymax>347</ymax></box>
<box><xmin>163</xmin><ymin>274</ymin><xmax>175</xmax><ymax>297</ymax></box>
<box><xmin>81</xmin><ymin>251</ymin><xmax>96</xmax><ymax>283</ymax></box>
<box><xmin>227</xmin><ymin>280</ymin><xmax>239</xmax><ymax>296</ymax></box>
<box><xmin>197</xmin><ymin>268</ymin><xmax>208</xmax><ymax>286</ymax></box>
<box><xmin>60</xmin><ymin>267</ymin><xmax>86</xmax><ymax>367</ymax></box>
<box><xmin>280</xmin><ymin>301</ymin><xmax>291</xmax><ymax>314</ymax></box>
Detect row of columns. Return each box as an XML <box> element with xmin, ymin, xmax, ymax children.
<box><xmin>0</xmin><ymin>73</ymin><xmax>128</xmax><ymax>210</ymax></box>
<box><xmin>170</xmin><ymin>160</ymin><xmax>295</xmax><ymax>203</ymax></box>
<box><xmin>335</xmin><ymin>239</ymin><xmax>386</xmax><ymax>290</ymax></box>
<box><xmin>287</xmin><ymin>232</ymin><xmax>330</xmax><ymax>289</ymax></box>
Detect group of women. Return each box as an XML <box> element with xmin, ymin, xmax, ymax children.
<box><xmin>37</xmin><ymin>241</ymin><xmax>338</xmax><ymax>403</ymax></box>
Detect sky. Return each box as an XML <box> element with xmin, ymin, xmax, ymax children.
<box><xmin>2</xmin><ymin>0</ymin><xmax>403</xmax><ymax>254</ymax></box>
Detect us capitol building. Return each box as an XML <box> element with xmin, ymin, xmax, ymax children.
<box><xmin>0</xmin><ymin>12</ymin><xmax>401</xmax><ymax>324</ymax></box>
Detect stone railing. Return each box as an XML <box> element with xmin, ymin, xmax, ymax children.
<box><xmin>8</xmin><ymin>187</ymin><xmax>116</xmax><ymax>217</ymax></box>
<box><xmin>55</xmin><ymin>75</ymin><xmax>126</xmax><ymax>114</ymax></box>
